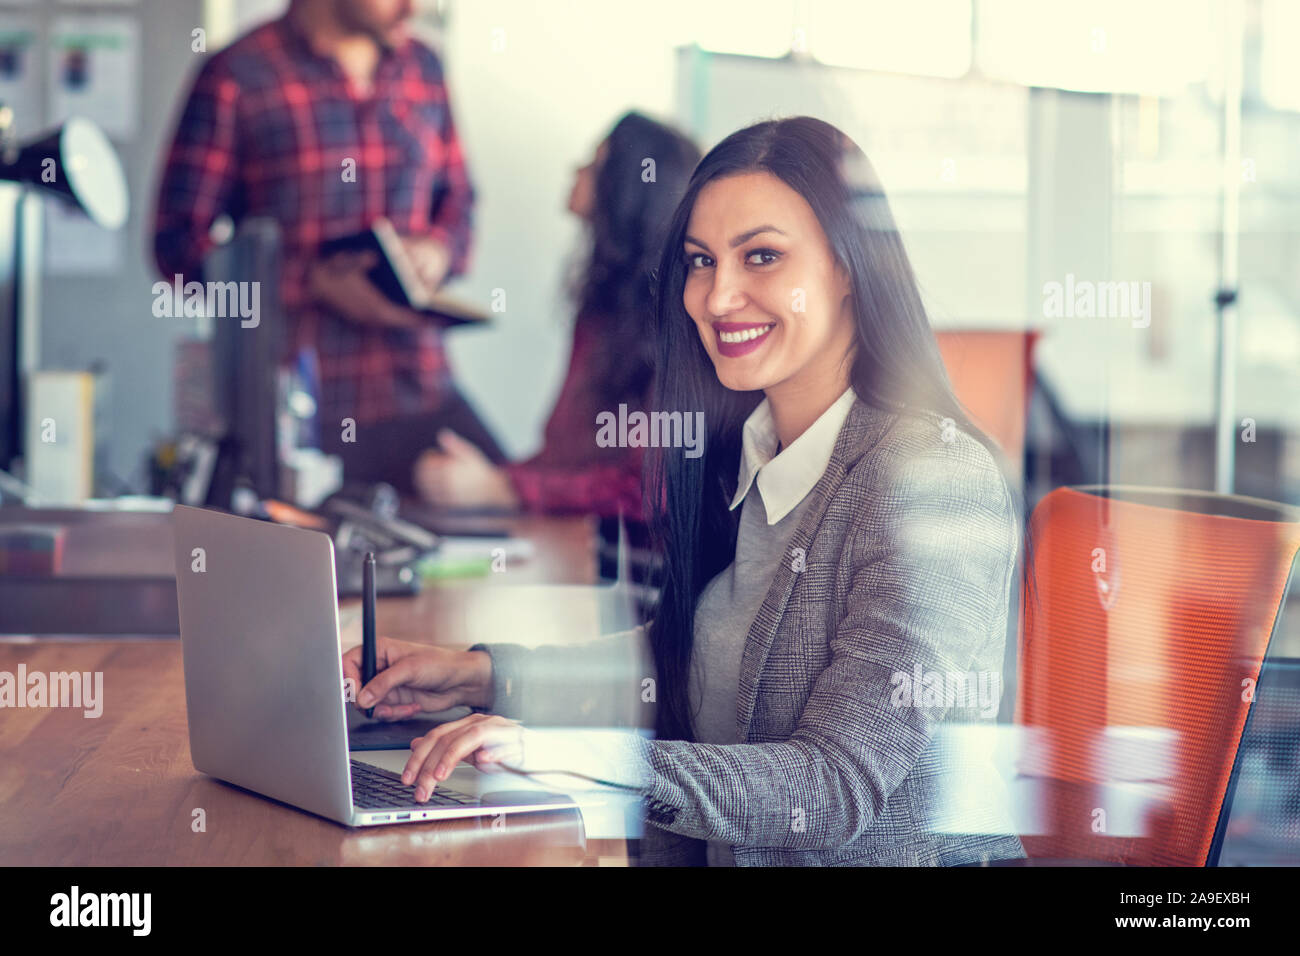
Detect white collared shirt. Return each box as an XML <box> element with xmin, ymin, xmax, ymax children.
<box><xmin>730</xmin><ymin>386</ymin><xmax>857</xmax><ymax>525</ymax></box>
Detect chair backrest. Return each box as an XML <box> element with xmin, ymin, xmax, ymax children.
<box><xmin>1014</xmin><ymin>485</ymin><xmax>1300</xmax><ymax>865</ymax></box>
<box><xmin>934</xmin><ymin>330</ymin><xmax>1039</xmax><ymax>477</ymax></box>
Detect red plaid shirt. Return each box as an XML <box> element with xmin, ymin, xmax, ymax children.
<box><xmin>153</xmin><ymin>14</ymin><xmax>475</xmax><ymax>428</ymax></box>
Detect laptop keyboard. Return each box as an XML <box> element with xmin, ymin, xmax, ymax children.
<box><xmin>350</xmin><ymin>759</ymin><xmax>477</xmax><ymax>810</ymax></box>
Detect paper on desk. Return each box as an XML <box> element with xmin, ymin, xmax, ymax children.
<box><xmin>436</xmin><ymin>535</ymin><xmax>535</xmax><ymax>562</ymax></box>
<box><xmin>482</xmin><ymin>774</ymin><xmax>644</xmax><ymax>840</ymax></box>
<box><xmin>484</xmin><ymin>726</ymin><xmax>650</xmax><ymax>839</ymax></box>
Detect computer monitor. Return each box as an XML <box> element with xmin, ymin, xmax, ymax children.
<box><xmin>203</xmin><ymin>217</ymin><xmax>284</xmax><ymax>505</ymax></box>
<box><xmin>0</xmin><ymin>185</ymin><xmax>42</xmax><ymax>479</ymax></box>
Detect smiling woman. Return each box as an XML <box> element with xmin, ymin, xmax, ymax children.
<box><xmin>354</xmin><ymin>116</ymin><xmax>1027</xmax><ymax>868</ymax></box>
<box><xmin>632</xmin><ymin>115</ymin><xmax>1025</xmax><ymax>865</ymax></box>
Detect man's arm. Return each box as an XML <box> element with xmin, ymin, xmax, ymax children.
<box><xmin>424</xmin><ymin>69</ymin><xmax>475</xmax><ymax>281</ymax></box>
<box><xmin>153</xmin><ymin>57</ymin><xmax>242</xmax><ymax>281</ymax></box>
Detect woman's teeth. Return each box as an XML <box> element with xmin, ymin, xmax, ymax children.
<box><xmin>718</xmin><ymin>324</ymin><xmax>775</xmax><ymax>344</ymax></box>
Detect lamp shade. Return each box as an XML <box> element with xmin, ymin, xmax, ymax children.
<box><xmin>0</xmin><ymin>116</ymin><xmax>128</xmax><ymax>230</ymax></box>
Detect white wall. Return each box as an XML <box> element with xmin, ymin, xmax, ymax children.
<box><xmin>432</xmin><ymin>0</ymin><xmax>693</xmax><ymax>457</ymax></box>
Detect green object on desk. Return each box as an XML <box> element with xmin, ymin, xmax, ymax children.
<box><xmin>417</xmin><ymin>553</ymin><xmax>494</xmax><ymax>580</ymax></box>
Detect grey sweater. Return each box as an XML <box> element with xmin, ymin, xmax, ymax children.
<box><xmin>690</xmin><ymin>486</ymin><xmax>814</xmax><ymax>865</ymax></box>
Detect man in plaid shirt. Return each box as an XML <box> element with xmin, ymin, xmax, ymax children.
<box><xmin>154</xmin><ymin>0</ymin><xmax>503</xmax><ymax>491</ymax></box>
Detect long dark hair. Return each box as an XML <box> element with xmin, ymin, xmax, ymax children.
<box><xmin>644</xmin><ymin>116</ymin><xmax>1017</xmax><ymax>742</ymax></box>
<box><xmin>570</xmin><ymin>112</ymin><xmax>701</xmax><ymax>409</ymax></box>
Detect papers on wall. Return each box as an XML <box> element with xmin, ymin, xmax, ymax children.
<box><xmin>0</xmin><ymin>15</ymin><xmax>40</xmax><ymax>138</ymax></box>
<box><xmin>47</xmin><ymin>14</ymin><xmax>139</xmax><ymax>139</ymax></box>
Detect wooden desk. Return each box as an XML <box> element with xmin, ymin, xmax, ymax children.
<box><xmin>0</xmin><ymin>516</ymin><xmax>631</xmax><ymax>866</ymax></box>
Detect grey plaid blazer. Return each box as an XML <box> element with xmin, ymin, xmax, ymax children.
<box><xmin>473</xmin><ymin>397</ymin><xmax>1025</xmax><ymax>866</ymax></box>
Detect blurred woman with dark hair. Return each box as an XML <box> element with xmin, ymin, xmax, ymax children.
<box><xmin>413</xmin><ymin>112</ymin><xmax>700</xmax><ymax>518</ymax></box>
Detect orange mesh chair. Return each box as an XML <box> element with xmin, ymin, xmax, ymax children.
<box><xmin>1012</xmin><ymin>486</ymin><xmax>1300</xmax><ymax>865</ymax></box>
<box><xmin>935</xmin><ymin>330</ymin><xmax>1039</xmax><ymax>477</ymax></box>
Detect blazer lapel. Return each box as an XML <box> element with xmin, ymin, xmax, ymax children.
<box><xmin>735</xmin><ymin>399</ymin><xmax>898</xmax><ymax>741</ymax></box>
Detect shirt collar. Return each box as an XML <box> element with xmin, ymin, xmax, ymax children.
<box><xmin>276</xmin><ymin>13</ymin><xmax>411</xmax><ymax>76</ymax></box>
<box><xmin>730</xmin><ymin>386</ymin><xmax>857</xmax><ymax>525</ymax></box>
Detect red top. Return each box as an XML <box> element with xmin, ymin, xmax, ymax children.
<box><xmin>504</xmin><ymin>314</ymin><xmax>647</xmax><ymax>521</ymax></box>
<box><xmin>153</xmin><ymin>15</ymin><xmax>475</xmax><ymax>428</ymax></box>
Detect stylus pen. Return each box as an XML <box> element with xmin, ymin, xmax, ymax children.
<box><xmin>362</xmin><ymin>551</ymin><xmax>377</xmax><ymax>719</ymax></box>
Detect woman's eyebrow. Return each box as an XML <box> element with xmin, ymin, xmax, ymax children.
<box><xmin>684</xmin><ymin>225</ymin><xmax>788</xmax><ymax>253</ymax></box>
<box><xmin>729</xmin><ymin>225</ymin><xmax>786</xmax><ymax>247</ymax></box>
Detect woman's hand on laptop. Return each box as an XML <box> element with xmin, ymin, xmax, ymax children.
<box><xmin>402</xmin><ymin>714</ymin><xmax>526</xmax><ymax>802</ymax></box>
<box><xmin>342</xmin><ymin>637</ymin><xmax>493</xmax><ymax>719</ymax></box>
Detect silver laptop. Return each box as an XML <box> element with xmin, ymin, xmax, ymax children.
<box><xmin>172</xmin><ymin>504</ymin><xmax>577</xmax><ymax>827</ymax></box>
